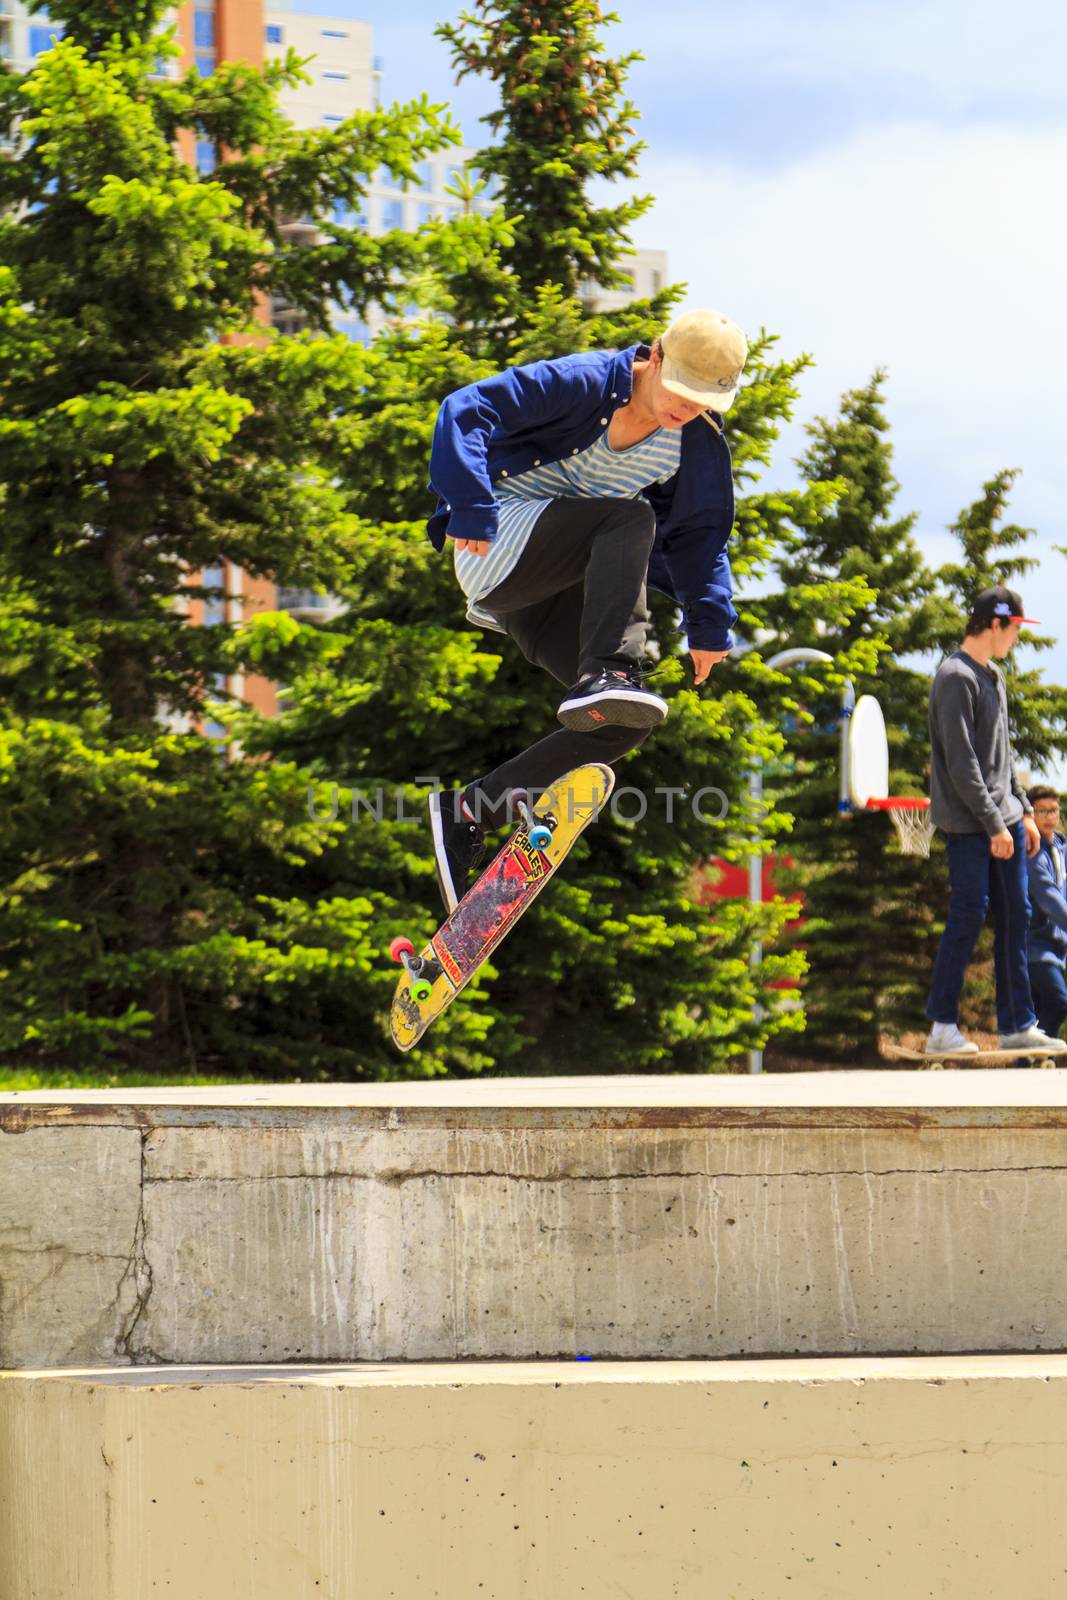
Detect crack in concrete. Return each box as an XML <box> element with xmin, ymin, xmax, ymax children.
<box><xmin>114</xmin><ymin>1128</ymin><xmax>158</xmax><ymax>1363</ymax></box>
<box><xmin>140</xmin><ymin>1165</ymin><xmax>1067</xmax><ymax>1185</ymax></box>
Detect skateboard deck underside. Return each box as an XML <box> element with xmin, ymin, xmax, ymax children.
<box><xmin>390</xmin><ymin>763</ymin><xmax>614</xmax><ymax>1052</ymax></box>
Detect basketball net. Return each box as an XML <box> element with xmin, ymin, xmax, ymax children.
<box><xmin>865</xmin><ymin>798</ymin><xmax>935</xmax><ymax>858</ymax></box>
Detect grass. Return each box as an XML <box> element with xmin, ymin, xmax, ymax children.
<box><xmin>0</xmin><ymin>1068</ymin><xmax>270</xmax><ymax>1091</ymax></box>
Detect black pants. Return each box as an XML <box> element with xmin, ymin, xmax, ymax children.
<box><xmin>472</xmin><ymin>497</ymin><xmax>656</xmax><ymax>807</ymax></box>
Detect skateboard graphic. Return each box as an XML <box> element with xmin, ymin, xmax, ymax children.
<box><xmin>389</xmin><ymin>763</ymin><xmax>615</xmax><ymax>1052</ymax></box>
<box><xmin>883</xmin><ymin>1042</ymin><xmax>1063</xmax><ymax>1071</ymax></box>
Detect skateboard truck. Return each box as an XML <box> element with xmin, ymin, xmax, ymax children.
<box><xmin>388</xmin><ymin>937</ymin><xmax>435</xmax><ymax>1002</ymax></box>
<box><xmin>513</xmin><ymin>791</ymin><xmax>555</xmax><ymax>851</ymax></box>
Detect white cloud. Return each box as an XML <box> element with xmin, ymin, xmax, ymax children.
<box><xmin>634</xmin><ymin>117</ymin><xmax>1067</xmax><ymax>722</ymax></box>
<box><xmin>618</xmin><ymin>0</ymin><xmax>1067</xmax><ymax>110</ymax></box>
<box><xmin>636</xmin><ymin>118</ymin><xmax>1067</xmax><ymax>524</ymax></box>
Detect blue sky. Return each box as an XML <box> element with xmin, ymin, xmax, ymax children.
<box><xmin>293</xmin><ymin>0</ymin><xmax>1067</xmax><ymax>773</ymax></box>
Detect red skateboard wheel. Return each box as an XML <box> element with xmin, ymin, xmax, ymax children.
<box><xmin>389</xmin><ymin>936</ymin><xmax>415</xmax><ymax>963</ymax></box>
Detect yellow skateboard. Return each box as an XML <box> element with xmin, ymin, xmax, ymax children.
<box><xmin>389</xmin><ymin>763</ymin><xmax>614</xmax><ymax>1052</ymax></box>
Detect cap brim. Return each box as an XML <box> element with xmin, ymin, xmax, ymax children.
<box><xmin>1016</xmin><ymin>615</ymin><xmax>1041</xmax><ymax>624</ymax></box>
<box><xmin>661</xmin><ymin>363</ymin><xmax>738</xmax><ymax>414</ymax></box>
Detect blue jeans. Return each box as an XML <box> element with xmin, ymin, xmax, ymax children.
<box><xmin>926</xmin><ymin>822</ymin><xmax>1036</xmax><ymax>1035</ymax></box>
<box><xmin>1028</xmin><ymin>961</ymin><xmax>1067</xmax><ymax>1040</ymax></box>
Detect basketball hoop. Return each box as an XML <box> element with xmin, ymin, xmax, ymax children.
<box><xmin>865</xmin><ymin>797</ymin><xmax>935</xmax><ymax>858</ymax></box>
<box><xmin>845</xmin><ymin>696</ymin><xmax>933</xmax><ymax>856</ymax></box>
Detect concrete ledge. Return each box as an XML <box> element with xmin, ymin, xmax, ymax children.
<box><xmin>3</xmin><ymin>1355</ymin><xmax>1066</xmax><ymax>1599</ymax></box>
<box><xmin>5</xmin><ymin>1075</ymin><xmax>1067</xmax><ymax>1366</ymax></box>
<box><xmin>7</xmin><ymin>1069</ymin><xmax>1067</xmax><ymax>1127</ymax></box>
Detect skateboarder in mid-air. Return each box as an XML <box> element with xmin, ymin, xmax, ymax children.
<box><xmin>924</xmin><ymin>586</ymin><xmax>1067</xmax><ymax>1057</ymax></box>
<box><xmin>423</xmin><ymin>309</ymin><xmax>747</xmax><ymax>912</ymax></box>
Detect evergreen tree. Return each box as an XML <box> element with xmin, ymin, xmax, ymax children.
<box><xmin>934</xmin><ymin>471</ymin><xmax>1067</xmax><ymax>770</ymax></box>
<box><xmin>758</xmin><ymin>374</ymin><xmax>947</xmax><ymax>1060</ymax></box>
<box><xmin>760</xmin><ymin>384</ymin><xmax>1067</xmax><ymax>1059</ymax></box>
<box><xmin>0</xmin><ymin>0</ymin><xmax>879</xmax><ymax>1078</ymax></box>
<box><xmin>253</xmin><ymin>317</ymin><xmax>864</xmax><ymax>1073</ymax></box>
<box><xmin>437</xmin><ymin>0</ymin><xmax>650</xmax><ymax>307</ymax></box>
<box><xmin>257</xmin><ymin>0</ymin><xmax>878</xmax><ymax>1073</ymax></box>
<box><xmin>0</xmin><ymin>5</ymin><xmax>510</xmax><ymax>1074</ymax></box>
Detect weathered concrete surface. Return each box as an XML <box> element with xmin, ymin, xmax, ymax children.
<box><xmin>3</xmin><ymin>1355</ymin><xmax>1066</xmax><ymax>1599</ymax></box>
<box><xmin>5</xmin><ymin>1074</ymin><xmax>1067</xmax><ymax>1365</ymax></box>
<box><xmin>0</xmin><ymin>1125</ymin><xmax>146</xmax><ymax>1366</ymax></box>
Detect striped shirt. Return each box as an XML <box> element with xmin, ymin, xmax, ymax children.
<box><xmin>454</xmin><ymin>424</ymin><xmax>682</xmax><ymax>632</ymax></box>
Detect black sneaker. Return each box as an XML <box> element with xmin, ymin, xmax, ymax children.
<box><xmin>556</xmin><ymin>667</ymin><xmax>669</xmax><ymax>733</ymax></box>
<box><xmin>428</xmin><ymin>787</ymin><xmax>486</xmax><ymax>915</ymax></box>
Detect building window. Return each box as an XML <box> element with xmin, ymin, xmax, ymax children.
<box><xmin>195</xmin><ymin>54</ymin><xmax>215</xmax><ymax>77</ymax></box>
<box><xmin>30</xmin><ymin>25</ymin><xmax>63</xmax><ymax>56</ymax></box>
<box><xmin>193</xmin><ymin>10</ymin><xmax>215</xmax><ymax>48</ymax></box>
<box><xmin>276</xmin><ymin>587</ymin><xmax>345</xmax><ymax>617</ymax></box>
<box><xmin>414</xmin><ymin>162</ymin><xmax>432</xmax><ymax>190</ymax></box>
<box><xmin>417</xmin><ymin>202</ymin><xmax>437</xmax><ymax>226</ymax></box>
<box><xmin>265</xmin><ymin>24</ymin><xmax>283</xmax><ymax>44</ymax></box>
<box><xmin>323</xmin><ymin>114</ymin><xmax>344</xmax><ymax>124</ymax></box>
<box><xmin>381</xmin><ymin>198</ymin><xmax>404</xmax><ymax>230</ymax></box>
<box><xmin>332</xmin><ymin>318</ymin><xmax>368</xmax><ymax>344</ymax></box>
<box><xmin>333</xmin><ymin>202</ymin><xmax>367</xmax><ymax>229</ymax></box>
<box><xmin>321</xmin><ymin>28</ymin><xmax>349</xmax><ymax>38</ymax></box>
<box><xmin>196</xmin><ymin>141</ymin><xmax>216</xmax><ymax>176</ymax></box>
<box><xmin>384</xmin><ymin>166</ymin><xmax>406</xmax><ymax>190</ymax></box>
<box><xmin>201</xmin><ymin>567</ymin><xmax>225</xmax><ymax>627</ymax></box>
<box><xmin>322</xmin><ymin>71</ymin><xmax>349</xmax><ymax>80</ymax></box>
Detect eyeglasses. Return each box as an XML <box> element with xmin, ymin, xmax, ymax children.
<box><xmin>1034</xmin><ymin>805</ymin><xmax>1061</xmax><ymax>816</ymax></box>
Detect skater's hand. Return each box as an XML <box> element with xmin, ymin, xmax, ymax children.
<box><xmin>989</xmin><ymin>829</ymin><xmax>1015</xmax><ymax>860</ymax></box>
<box><xmin>1023</xmin><ymin>814</ymin><xmax>1042</xmax><ymax>858</ymax></box>
<box><xmin>690</xmin><ymin>648</ymin><xmax>730</xmax><ymax>686</ymax></box>
<box><xmin>455</xmin><ymin>538</ymin><xmax>490</xmax><ymax>557</ymax></box>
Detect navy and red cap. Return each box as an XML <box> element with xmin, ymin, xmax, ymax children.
<box><xmin>969</xmin><ymin>584</ymin><xmax>1039</xmax><ymax>627</ymax></box>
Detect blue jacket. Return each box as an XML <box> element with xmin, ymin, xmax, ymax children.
<box><xmin>1027</xmin><ymin>832</ymin><xmax>1067</xmax><ymax>966</ymax></box>
<box><xmin>427</xmin><ymin>345</ymin><xmax>738</xmax><ymax>651</ymax></box>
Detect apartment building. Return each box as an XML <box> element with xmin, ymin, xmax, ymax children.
<box><xmin>580</xmin><ymin>248</ymin><xmax>669</xmax><ymax>314</ymax></box>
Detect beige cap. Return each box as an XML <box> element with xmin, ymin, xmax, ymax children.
<box><xmin>659</xmin><ymin>310</ymin><xmax>747</xmax><ymax>413</ymax></box>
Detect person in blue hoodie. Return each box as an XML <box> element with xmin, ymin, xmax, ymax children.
<box><xmin>423</xmin><ymin>309</ymin><xmax>748</xmax><ymax>911</ymax></box>
<box><xmin>1025</xmin><ymin>785</ymin><xmax>1067</xmax><ymax>1039</ymax></box>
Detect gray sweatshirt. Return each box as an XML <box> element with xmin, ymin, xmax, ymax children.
<box><xmin>928</xmin><ymin>649</ymin><xmax>1030</xmax><ymax>836</ymax></box>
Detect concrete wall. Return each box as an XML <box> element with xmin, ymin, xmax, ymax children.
<box><xmin>4</xmin><ymin>1075</ymin><xmax>1067</xmax><ymax>1366</ymax></box>
<box><xmin>3</xmin><ymin>1356</ymin><xmax>1066</xmax><ymax>1599</ymax></box>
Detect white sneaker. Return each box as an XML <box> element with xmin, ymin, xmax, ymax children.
<box><xmin>999</xmin><ymin>1026</ymin><xmax>1067</xmax><ymax>1053</ymax></box>
<box><xmin>925</xmin><ymin>1022</ymin><xmax>979</xmax><ymax>1055</ymax></box>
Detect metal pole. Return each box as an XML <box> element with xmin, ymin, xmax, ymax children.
<box><xmin>748</xmin><ymin>648</ymin><xmax>841</xmax><ymax>1074</ymax></box>
<box><xmin>838</xmin><ymin>678</ymin><xmax>856</xmax><ymax>814</ymax></box>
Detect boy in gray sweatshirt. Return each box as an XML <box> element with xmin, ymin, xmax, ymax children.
<box><xmin>925</xmin><ymin>586</ymin><xmax>1066</xmax><ymax>1056</ymax></box>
